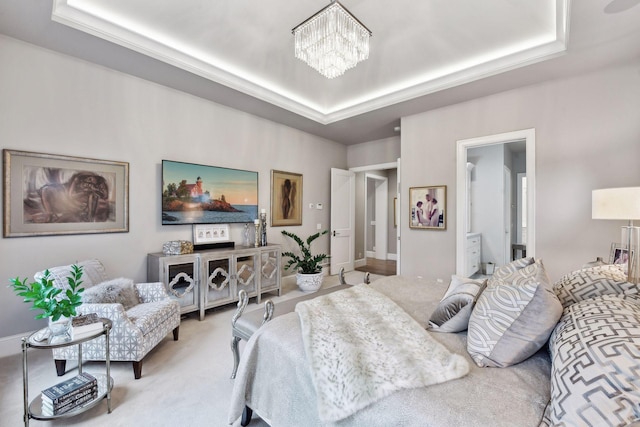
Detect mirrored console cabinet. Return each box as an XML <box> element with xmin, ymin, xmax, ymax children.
<box><xmin>147</xmin><ymin>245</ymin><xmax>281</xmax><ymax>320</ymax></box>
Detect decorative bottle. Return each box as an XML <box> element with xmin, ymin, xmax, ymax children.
<box><xmin>260</xmin><ymin>209</ymin><xmax>268</xmax><ymax>246</ymax></box>
<box><xmin>254</xmin><ymin>219</ymin><xmax>260</xmax><ymax>248</ymax></box>
<box><xmin>243</xmin><ymin>223</ymin><xmax>250</xmax><ymax>247</ymax></box>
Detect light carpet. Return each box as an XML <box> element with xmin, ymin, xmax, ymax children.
<box><xmin>0</xmin><ymin>271</ymin><xmax>377</xmax><ymax>427</ymax></box>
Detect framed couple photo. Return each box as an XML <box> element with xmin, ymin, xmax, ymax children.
<box><xmin>409</xmin><ymin>185</ymin><xmax>446</xmax><ymax>230</ymax></box>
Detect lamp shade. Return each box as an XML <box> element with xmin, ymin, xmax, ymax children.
<box><xmin>592</xmin><ymin>187</ymin><xmax>640</xmax><ymax>220</ymax></box>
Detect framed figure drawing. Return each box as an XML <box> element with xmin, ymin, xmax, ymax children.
<box><xmin>409</xmin><ymin>185</ymin><xmax>446</xmax><ymax>230</ymax></box>
<box><xmin>3</xmin><ymin>149</ymin><xmax>129</xmax><ymax>237</ymax></box>
<box><xmin>271</xmin><ymin>170</ymin><xmax>302</xmax><ymax>226</ymax></box>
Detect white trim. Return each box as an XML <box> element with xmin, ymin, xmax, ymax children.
<box><xmin>355</xmin><ymin>258</ymin><xmax>367</xmax><ymax>268</ymax></box>
<box><xmin>456</xmin><ymin>128</ymin><xmax>536</xmax><ymax>276</ymax></box>
<box><xmin>349</xmin><ymin>162</ymin><xmax>397</xmax><ymax>173</ymax></box>
<box><xmin>387</xmin><ymin>253</ymin><xmax>398</xmax><ymax>261</ymax></box>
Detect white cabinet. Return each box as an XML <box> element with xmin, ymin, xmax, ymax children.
<box><xmin>147</xmin><ymin>245</ymin><xmax>281</xmax><ymax>320</ymax></box>
<box><xmin>465</xmin><ymin>233</ymin><xmax>482</xmax><ymax>277</ymax></box>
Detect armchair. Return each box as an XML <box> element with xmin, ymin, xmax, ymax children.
<box><xmin>35</xmin><ymin>259</ymin><xmax>181</xmax><ymax>379</ymax></box>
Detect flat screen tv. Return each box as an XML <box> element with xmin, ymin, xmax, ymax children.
<box><xmin>162</xmin><ymin>160</ymin><xmax>258</xmax><ymax>225</ymax></box>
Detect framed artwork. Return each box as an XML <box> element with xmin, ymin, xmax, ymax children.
<box><xmin>3</xmin><ymin>149</ymin><xmax>129</xmax><ymax>237</ymax></box>
<box><xmin>193</xmin><ymin>223</ymin><xmax>230</xmax><ymax>244</ymax></box>
<box><xmin>409</xmin><ymin>185</ymin><xmax>446</xmax><ymax>230</ymax></box>
<box><xmin>271</xmin><ymin>170</ymin><xmax>302</xmax><ymax>226</ymax></box>
<box><xmin>610</xmin><ymin>243</ymin><xmax>634</xmax><ymax>266</ymax></box>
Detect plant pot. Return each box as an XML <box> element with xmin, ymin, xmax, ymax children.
<box><xmin>296</xmin><ymin>271</ymin><xmax>324</xmax><ymax>293</ymax></box>
<box><xmin>48</xmin><ymin>316</ymin><xmax>72</xmax><ymax>343</ymax></box>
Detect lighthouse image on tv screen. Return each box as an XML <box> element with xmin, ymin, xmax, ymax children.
<box><xmin>161</xmin><ymin>160</ymin><xmax>258</xmax><ymax>225</ymax></box>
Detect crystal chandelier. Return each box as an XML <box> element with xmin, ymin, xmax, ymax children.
<box><xmin>292</xmin><ymin>1</ymin><xmax>372</xmax><ymax>79</ymax></box>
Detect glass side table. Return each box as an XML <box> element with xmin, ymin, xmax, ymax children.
<box><xmin>21</xmin><ymin>318</ymin><xmax>113</xmax><ymax>426</ymax></box>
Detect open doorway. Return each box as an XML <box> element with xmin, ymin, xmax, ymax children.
<box><xmin>350</xmin><ymin>163</ymin><xmax>398</xmax><ymax>276</ymax></box>
<box><xmin>456</xmin><ymin>129</ymin><xmax>536</xmax><ymax>278</ymax></box>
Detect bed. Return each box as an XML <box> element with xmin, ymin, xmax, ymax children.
<box><xmin>228</xmin><ymin>275</ymin><xmax>552</xmax><ymax>427</ymax></box>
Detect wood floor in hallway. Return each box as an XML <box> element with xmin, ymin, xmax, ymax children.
<box><xmin>355</xmin><ymin>258</ymin><xmax>397</xmax><ymax>276</ymax></box>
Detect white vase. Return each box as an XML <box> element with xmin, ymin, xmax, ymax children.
<box><xmin>48</xmin><ymin>316</ymin><xmax>72</xmax><ymax>343</ymax></box>
<box><xmin>296</xmin><ymin>271</ymin><xmax>323</xmax><ymax>293</ymax></box>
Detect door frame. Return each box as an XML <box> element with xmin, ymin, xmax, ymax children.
<box><xmin>365</xmin><ymin>173</ymin><xmax>389</xmax><ymax>260</ymax></box>
<box><xmin>350</xmin><ymin>161</ymin><xmax>398</xmax><ymax>269</ymax></box>
<box><xmin>455</xmin><ymin>129</ymin><xmax>536</xmax><ymax>276</ymax></box>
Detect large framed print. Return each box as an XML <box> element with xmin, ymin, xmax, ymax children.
<box><xmin>271</xmin><ymin>170</ymin><xmax>302</xmax><ymax>226</ymax></box>
<box><xmin>409</xmin><ymin>185</ymin><xmax>446</xmax><ymax>230</ymax></box>
<box><xmin>3</xmin><ymin>149</ymin><xmax>129</xmax><ymax>237</ymax></box>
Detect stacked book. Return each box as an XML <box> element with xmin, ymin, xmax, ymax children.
<box><xmin>41</xmin><ymin>372</ymin><xmax>98</xmax><ymax>416</ymax></box>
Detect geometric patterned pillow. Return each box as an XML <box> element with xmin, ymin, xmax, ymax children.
<box><xmin>487</xmin><ymin>256</ymin><xmax>535</xmax><ymax>286</ymax></box>
<box><xmin>467</xmin><ymin>259</ymin><xmax>563</xmax><ymax>368</ymax></box>
<box><xmin>548</xmin><ymin>294</ymin><xmax>640</xmax><ymax>426</ymax></box>
<box><xmin>552</xmin><ymin>264</ymin><xmax>635</xmax><ymax>308</ymax></box>
<box><xmin>428</xmin><ymin>275</ymin><xmax>487</xmax><ymax>333</ymax></box>
<box><xmin>34</xmin><ymin>259</ymin><xmax>109</xmax><ymax>292</ymax></box>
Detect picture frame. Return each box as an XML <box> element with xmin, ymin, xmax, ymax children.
<box><xmin>409</xmin><ymin>185</ymin><xmax>446</xmax><ymax>230</ymax></box>
<box><xmin>193</xmin><ymin>223</ymin><xmax>230</xmax><ymax>244</ymax></box>
<box><xmin>271</xmin><ymin>170</ymin><xmax>302</xmax><ymax>226</ymax></box>
<box><xmin>610</xmin><ymin>242</ymin><xmax>634</xmax><ymax>266</ymax></box>
<box><xmin>3</xmin><ymin>149</ymin><xmax>129</xmax><ymax>237</ymax></box>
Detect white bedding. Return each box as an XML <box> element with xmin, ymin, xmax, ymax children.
<box><xmin>229</xmin><ymin>276</ymin><xmax>552</xmax><ymax>427</ymax></box>
<box><xmin>296</xmin><ymin>284</ymin><xmax>469</xmax><ymax>422</ymax></box>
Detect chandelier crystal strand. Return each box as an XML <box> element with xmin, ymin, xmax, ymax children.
<box><xmin>293</xmin><ymin>1</ymin><xmax>371</xmax><ymax>79</ymax></box>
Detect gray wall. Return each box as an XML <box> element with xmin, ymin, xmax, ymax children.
<box><xmin>0</xmin><ymin>35</ymin><xmax>346</xmax><ymax>338</ymax></box>
<box><xmin>347</xmin><ymin>137</ymin><xmax>400</xmax><ymax>168</ymax></box>
<box><xmin>400</xmin><ymin>60</ymin><xmax>640</xmax><ymax>283</ymax></box>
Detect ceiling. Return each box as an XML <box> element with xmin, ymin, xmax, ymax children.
<box><xmin>1</xmin><ymin>0</ymin><xmax>639</xmax><ymax>144</ymax></box>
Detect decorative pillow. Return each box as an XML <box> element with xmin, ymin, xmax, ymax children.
<box><xmin>548</xmin><ymin>294</ymin><xmax>640</xmax><ymax>426</ymax></box>
<box><xmin>487</xmin><ymin>257</ymin><xmax>535</xmax><ymax>286</ymax></box>
<box><xmin>467</xmin><ymin>259</ymin><xmax>563</xmax><ymax>368</ymax></box>
<box><xmin>428</xmin><ymin>275</ymin><xmax>487</xmax><ymax>333</ymax></box>
<box><xmin>82</xmin><ymin>278</ymin><xmax>139</xmax><ymax>310</ymax></box>
<box><xmin>34</xmin><ymin>259</ymin><xmax>109</xmax><ymax>292</ymax></box>
<box><xmin>553</xmin><ymin>263</ymin><xmax>635</xmax><ymax>308</ymax></box>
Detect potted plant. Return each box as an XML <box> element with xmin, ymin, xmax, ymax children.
<box><xmin>281</xmin><ymin>229</ymin><xmax>329</xmax><ymax>293</ymax></box>
<box><xmin>8</xmin><ymin>264</ymin><xmax>85</xmax><ymax>339</ymax></box>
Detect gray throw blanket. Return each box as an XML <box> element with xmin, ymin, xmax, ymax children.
<box><xmin>295</xmin><ymin>284</ymin><xmax>470</xmax><ymax>422</ymax></box>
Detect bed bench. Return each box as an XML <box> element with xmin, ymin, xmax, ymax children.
<box><xmin>230</xmin><ymin>269</ymin><xmax>370</xmax><ymax>378</ymax></box>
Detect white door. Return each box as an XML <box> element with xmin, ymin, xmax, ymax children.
<box><xmin>374</xmin><ymin>176</ymin><xmax>388</xmax><ymax>260</ymax></box>
<box><xmin>504</xmin><ymin>166</ymin><xmax>512</xmax><ymax>264</ymax></box>
<box><xmin>396</xmin><ymin>158</ymin><xmax>401</xmax><ymax>275</ymax></box>
<box><xmin>330</xmin><ymin>168</ymin><xmax>355</xmax><ymax>275</ymax></box>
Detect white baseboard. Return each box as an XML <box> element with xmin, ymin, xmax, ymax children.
<box><xmin>0</xmin><ymin>332</ymin><xmax>29</xmax><ymax>358</ymax></box>
<box><xmin>355</xmin><ymin>258</ymin><xmax>366</xmax><ymax>268</ymax></box>
<box><xmin>364</xmin><ymin>252</ymin><xmax>398</xmax><ymax>261</ymax></box>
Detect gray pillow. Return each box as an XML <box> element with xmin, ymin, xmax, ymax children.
<box><xmin>428</xmin><ymin>275</ymin><xmax>487</xmax><ymax>333</ymax></box>
<box><xmin>553</xmin><ymin>264</ymin><xmax>635</xmax><ymax>308</ymax></box>
<box><xmin>467</xmin><ymin>259</ymin><xmax>563</xmax><ymax>368</ymax></box>
<box><xmin>82</xmin><ymin>278</ymin><xmax>139</xmax><ymax>310</ymax></box>
<box><xmin>548</xmin><ymin>294</ymin><xmax>640</xmax><ymax>426</ymax></box>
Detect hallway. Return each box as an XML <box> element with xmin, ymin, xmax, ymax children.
<box><xmin>356</xmin><ymin>258</ymin><xmax>397</xmax><ymax>276</ymax></box>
